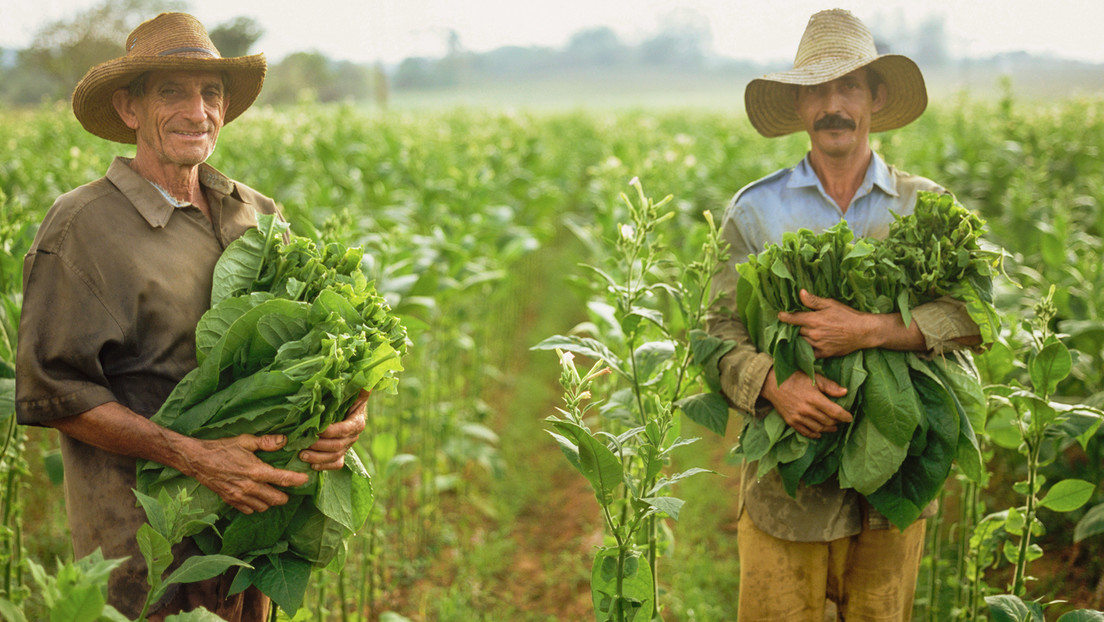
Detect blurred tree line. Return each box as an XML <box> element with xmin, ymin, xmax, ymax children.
<box><xmin>11</xmin><ymin>0</ymin><xmax>1083</xmax><ymax>108</ymax></box>
<box><xmin>0</xmin><ymin>0</ymin><xmax>389</xmax><ymax>108</ymax></box>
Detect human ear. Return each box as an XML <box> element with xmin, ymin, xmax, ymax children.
<box><xmin>871</xmin><ymin>83</ymin><xmax>888</xmax><ymax>113</ymax></box>
<box><xmin>111</xmin><ymin>89</ymin><xmax>140</xmax><ymax>130</ymax></box>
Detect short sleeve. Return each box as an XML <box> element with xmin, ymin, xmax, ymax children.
<box><xmin>16</xmin><ymin>250</ymin><xmax>121</xmax><ymax>425</ymax></box>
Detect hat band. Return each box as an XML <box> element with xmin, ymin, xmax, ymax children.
<box><xmin>158</xmin><ymin>47</ymin><xmax>219</xmax><ymax>57</ymax></box>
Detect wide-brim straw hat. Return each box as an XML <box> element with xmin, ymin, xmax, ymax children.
<box><xmin>744</xmin><ymin>9</ymin><xmax>927</xmax><ymax>138</ymax></box>
<box><xmin>72</xmin><ymin>12</ymin><xmax>266</xmax><ymax>144</ymax></box>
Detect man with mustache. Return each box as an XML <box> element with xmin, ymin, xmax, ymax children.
<box><xmin>706</xmin><ymin>9</ymin><xmax>982</xmax><ymax>621</ymax></box>
<box><xmin>16</xmin><ymin>13</ymin><xmax>367</xmax><ymax>621</ymax></box>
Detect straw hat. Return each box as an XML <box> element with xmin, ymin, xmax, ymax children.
<box><xmin>744</xmin><ymin>9</ymin><xmax>927</xmax><ymax>138</ymax></box>
<box><xmin>72</xmin><ymin>12</ymin><xmax>266</xmax><ymax>144</ymax></box>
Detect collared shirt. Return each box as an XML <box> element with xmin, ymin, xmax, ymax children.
<box><xmin>15</xmin><ymin>156</ymin><xmax>280</xmax><ymax>617</ymax></box>
<box><xmin>706</xmin><ymin>152</ymin><xmax>982</xmax><ymax>542</ymax></box>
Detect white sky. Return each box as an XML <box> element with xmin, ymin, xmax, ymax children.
<box><xmin>3</xmin><ymin>0</ymin><xmax>1103</xmax><ymax>65</ymax></box>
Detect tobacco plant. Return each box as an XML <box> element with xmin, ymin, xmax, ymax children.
<box><xmin>974</xmin><ymin>287</ymin><xmax>1104</xmax><ymax>619</ymax></box>
<box><xmin>534</xmin><ymin>179</ymin><xmax>728</xmax><ymax>621</ymax></box>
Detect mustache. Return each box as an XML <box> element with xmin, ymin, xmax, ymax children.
<box><xmin>813</xmin><ymin>114</ymin><xmax>857</xmax><ymax>131</ymax></box>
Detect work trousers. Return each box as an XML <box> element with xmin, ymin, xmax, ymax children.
<box><xmin>736</xmin><ymin>511</ymin><xmax>926</xmax><ymax>621</ymax></box>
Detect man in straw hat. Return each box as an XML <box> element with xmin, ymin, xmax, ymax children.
<box><xmin>15</xmin><ymin>12</ymin><xmax>367</xmax><ymax>621</ymax></box>
<box><xmin>706</xmin><ymin>9</ymin><xmax>982</xmax><ymax>621</ymax></box>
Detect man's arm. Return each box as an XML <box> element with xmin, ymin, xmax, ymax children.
<box><xmin>49</xmin><ymin>402</ymin><xmax>309</xmax><ymax>515</ymax></box>
<box><xmin>771</xmin><ymin>289</ymin><xmax>982</xmax><ymax>438</ymax></box>
<box><xmin>779</xmin><ymin>289</ymin><xmax>982</xmax><ymax>359</ymax></box>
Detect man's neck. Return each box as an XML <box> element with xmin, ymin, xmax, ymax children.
<box><xmin>808</xmin><ymin>146</ymin><xmax>873</xmax><ymax>213</ymax></box>
<box><xmin>129</xmin><ymin>155</ymin><xmax>203</xmax><ymax>206</ymax></box>
<box><xmin>128</xmin><ymin>155</ymin><xmax>212</xmax><ymax>221</ymax></box>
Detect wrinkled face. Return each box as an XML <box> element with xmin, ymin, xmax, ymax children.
<box><xmin>119</xmin><ymin>70</ymin><xmax>228</xmax><ymax>168</ymax></box>
<box><xmin>794</xmin><ymin>68</ymin><xmax>886</xmax><ymax>158</ymax></box>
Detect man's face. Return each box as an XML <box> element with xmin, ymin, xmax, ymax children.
<box><xmin>121</xmin><ymin>70</ymin><xmax>228</xmax><ymax>169</ymax></box>
<box><xmin>794</xmin><ymin>68</ymin><xmax>885</xmax><ymax>158</ymax></box>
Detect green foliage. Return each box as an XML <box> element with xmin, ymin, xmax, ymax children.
<box><xmin>535</xmin><ymin>179</ymin><xmax>726</xmax><ymax>620</ymax></box>
<box><xmin>2</xmin><ymin>97</ymin><xmax>1103</xmax><ymax>618</ymax></box>
<box><xmin>136</xmin><ymin>214</ymin><xmax>406</xmax><ymax>614</ymax></box>
<box><xmin>133</xmin><ymin>488</ymin><xmax>250</xmax><ymax>621</ymax></box>
<box><xmin>731</xmin><ymin>191</ymin><xmax>998</xmax><ymax>528</ymax></box>
<box><xmin>974</xmin><ymin>288</ymin><xmax>1104</xmax><ymax>610</ymax></box>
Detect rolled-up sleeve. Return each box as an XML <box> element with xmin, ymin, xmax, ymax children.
<box><xmin>909</xmin><ymin>296</ymin><xmax>983</xmax><ymax>354</ymax></box>
<box><xmin>705</xmin><ymin>225</ymin><xmax>775</xmax><ymax>416</ymax></box>
<box><xmin>16</xmin><ymin>250</ymin><xmax>121</xmax><ymax>425</ymax></box>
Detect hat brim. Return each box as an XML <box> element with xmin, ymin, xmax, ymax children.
<box><xmin>72</xmin><ymin>54</ymin><xmax>266</xmax><ymax>144</ymax></box>
<box><xmin>744</xmin><ymin>54</ymin><xmax>927</xmax><ymax>138</ymax></box>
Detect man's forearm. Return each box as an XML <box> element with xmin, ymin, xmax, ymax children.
<box><xmin>48</xmin><ymin>401</ymin><xmax>201</xmax><ymax>477</ymax></box>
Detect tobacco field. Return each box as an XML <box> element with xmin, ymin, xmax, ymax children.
<box><xmin>0</xmin><ymin>89</ymin><xmax>1102</xmax><ymax>620</ymax></box>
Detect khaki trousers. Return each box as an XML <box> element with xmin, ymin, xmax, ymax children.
<box><xmin>736</xmin><ymin>512</ymin><xmax>926</xmax><ymax>622</ymax></box>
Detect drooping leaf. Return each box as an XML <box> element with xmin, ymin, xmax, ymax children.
<box><xmin>1074</xmin><ymin>503</ymin><xmax>1104</xmax><ymax>543</ymax></box>
<box><xmin>551</xmin><ymin>420</ymin><xmax>623</xmax><ymax>507</ymax></box>
<box><xmin>675</xmin><ymin>392</ymin><xmax>729</xmax><ymax>436</ymax></box>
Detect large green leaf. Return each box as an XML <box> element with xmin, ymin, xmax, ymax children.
<box><xmin>985</xmin><ymin>594</ymin><xmax>1043</xmax><ymax>622</ymax></box>
<box><xmin>253</xmin><ymin>553</ymin><xmax>312</xmax><ymax>614</ymax></box>
<box><xmin>839</xmin><ymin>411</ymin><xmax>907</xmax><ymax>495</ymax></box>
<box><xmin>531</xmin><ymin>334</ymin><xmax>627</xmax><ymax>378</ymax></box>
<box><xmin>1038</xmin><ymin>479</ymin><xmax>1095</xmax><ymax>512</ymax></box>
<box><xmin>210</xmin><ymin>213</ymin><xmax>287</xmax><ymax>306</ymax></box>
<box><xmin>1055</xmin><ymin>610</ymin><xmax>1104</xmax><ymax>622</ymax></box>
<box><xmin>591</xmin><ymin>548</ymin><xmax>654</xmax><ymax>622</ymax></box>
<box><xmin>865</xmin><ymin>365</ymin><xmax>960</xmax><ymax>529</ymax></box>
<box><xmin>1074</xmin><ymin>503</ymin><xmax>1104</xmax><ymax>543</ymax></box>
<box><xmin>164</xmin><ymin>607</ymin><xmax>232</xmax><ymax>621</ymax></box>
<box><xmin>861</xmin><ymin>349</ymin><xmax>923</xmax><ymax>447</ymax></box>
<box><xmin>550</xmin><ymin>420</ymin><xmax>623</xmax><ymax>507</ymax></box>
<box><xmin>632</xmin><ymin>340</ymin><xmax>675</xmax><ymax>383</ymax></box>
<box><xmin>161</xmin><ymin>555</ymin><xmax>251</xmax><ymax>590</ymax></box>
<box><xmin>675</xmin><ymin>392</ymin><xmax>729</xmax><ymax>436</ymax></box>
<box><xmin>1029</xmin><ymin>337</ymin><xmax>1072</xmax><ymax>397</ymax></box>
<box><xmin>47</xmin><ymin>585</ymin><xmax>106</xmax><ymax>622</ymax></box>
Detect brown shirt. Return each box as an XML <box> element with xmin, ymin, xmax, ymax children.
<box><xmin>15</xmin><ymin>157</ymin><xmax>279</xmax><ymax>617</ymax></box>
<box><xmin>707</xmin><ymin>155</ymin><xmax>982</xmax><ymax>542</ymax></box>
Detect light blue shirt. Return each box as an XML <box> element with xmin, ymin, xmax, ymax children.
<box><xmin>720</xmin><ymin>152</ymin><xmax>944</xmax><ymax>264</ymax></box>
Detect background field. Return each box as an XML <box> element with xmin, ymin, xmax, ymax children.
<box><xmin>1</xmin><ymin>81</ymin><xmax>1102</xmax><ymax>620</ymax></box>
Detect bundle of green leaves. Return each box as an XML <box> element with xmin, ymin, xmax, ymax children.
<box><xmin>136</xmin><ymin>214</ymin><xmax>407</xmax><ymax>613</ymax></box>
<box><xmin>733</xmin><ymin>191</ymin><xmax>999</xmax><ymax>529</ymax></box>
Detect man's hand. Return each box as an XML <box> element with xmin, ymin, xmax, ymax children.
<box><xmin>49</xmin><ymin>403</ymin><xmax>312</xmax><ymax>516</ymax></box>
<box><xmin>777</xmin><ymin>289</ymin><xmax>880</xmax><ymax>358</ymax></box>
<box><xmin>187</xmin><ymin>434</ymin><xmax>310</xmax><ymax>515</ymax></box>
<box><xmin>299</xmin><ymin>389</ymin><xmax>369</xmax><ymax>471</ymax></box>
<box><xmin>761</xmin><ymin>367</ymin><xmax>852</xmax><ymax>439</ymax></box>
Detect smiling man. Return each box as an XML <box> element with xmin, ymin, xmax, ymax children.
<box><xmin>16</xmin><ymin>13</ymin><xmax>367</xmax><ymax>621</ymax></box>
<box><xmin>705</xmin><ymin>9</ymin><xmax>982</xmax><ymax>622</ymax></box>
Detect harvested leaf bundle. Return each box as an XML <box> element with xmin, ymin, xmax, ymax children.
<box><xmin>137</xmin><ymin>214</ymin><xmax>406</xmax><ymax>613</ymax></box>
<box><xmin>733</xmin><ymin>191</ymin><xmax>998</xmax><ymax>529</ymax></box>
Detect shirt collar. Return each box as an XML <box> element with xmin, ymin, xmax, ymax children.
<box><xmin>788</xmin><ymin>151</ymin><xmax>899</xmax><ymax>199</ymax></box>
<box><xmin>106</xmin><ymin>157</ymin><xmax>241</xmax><ymax>228</ymax></box>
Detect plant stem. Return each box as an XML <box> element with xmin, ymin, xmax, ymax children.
<box><xmin>1011</xmin><ymin>440</ymin><xmax>1040</xmax><ymax>596</ymax></box>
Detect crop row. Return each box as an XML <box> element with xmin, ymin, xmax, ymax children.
<box><xmin>0</xmin><ymin>92</ymin><xmax>1101</xmax><ymax>618</ymax></box>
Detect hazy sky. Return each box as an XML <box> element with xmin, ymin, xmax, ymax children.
<box><xmin>4</xmin><ymin>0</ymin><xmax>1103</xmax><ymax>65</ymax></box>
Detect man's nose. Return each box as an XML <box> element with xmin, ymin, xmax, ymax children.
<box><xmin>180</xmin><ymin>92</ymin><xmax>208</xmax><ymax>122</ymax></box>
<box><xmin>823</xmin><ymin>85</ymin><xmax>845</xmax><ymax>112</ymax></box>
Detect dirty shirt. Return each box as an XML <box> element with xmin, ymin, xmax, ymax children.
<box><xmin>15</xmin><ymin>157</ymin><xmax>280</xmax><ymax>616</ymax></box>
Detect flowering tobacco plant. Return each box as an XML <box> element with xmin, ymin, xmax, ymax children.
<box><xmin>534</xmin><ymin>179</ymin><xmax>726</xmax><ymax>621</ymax></box>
